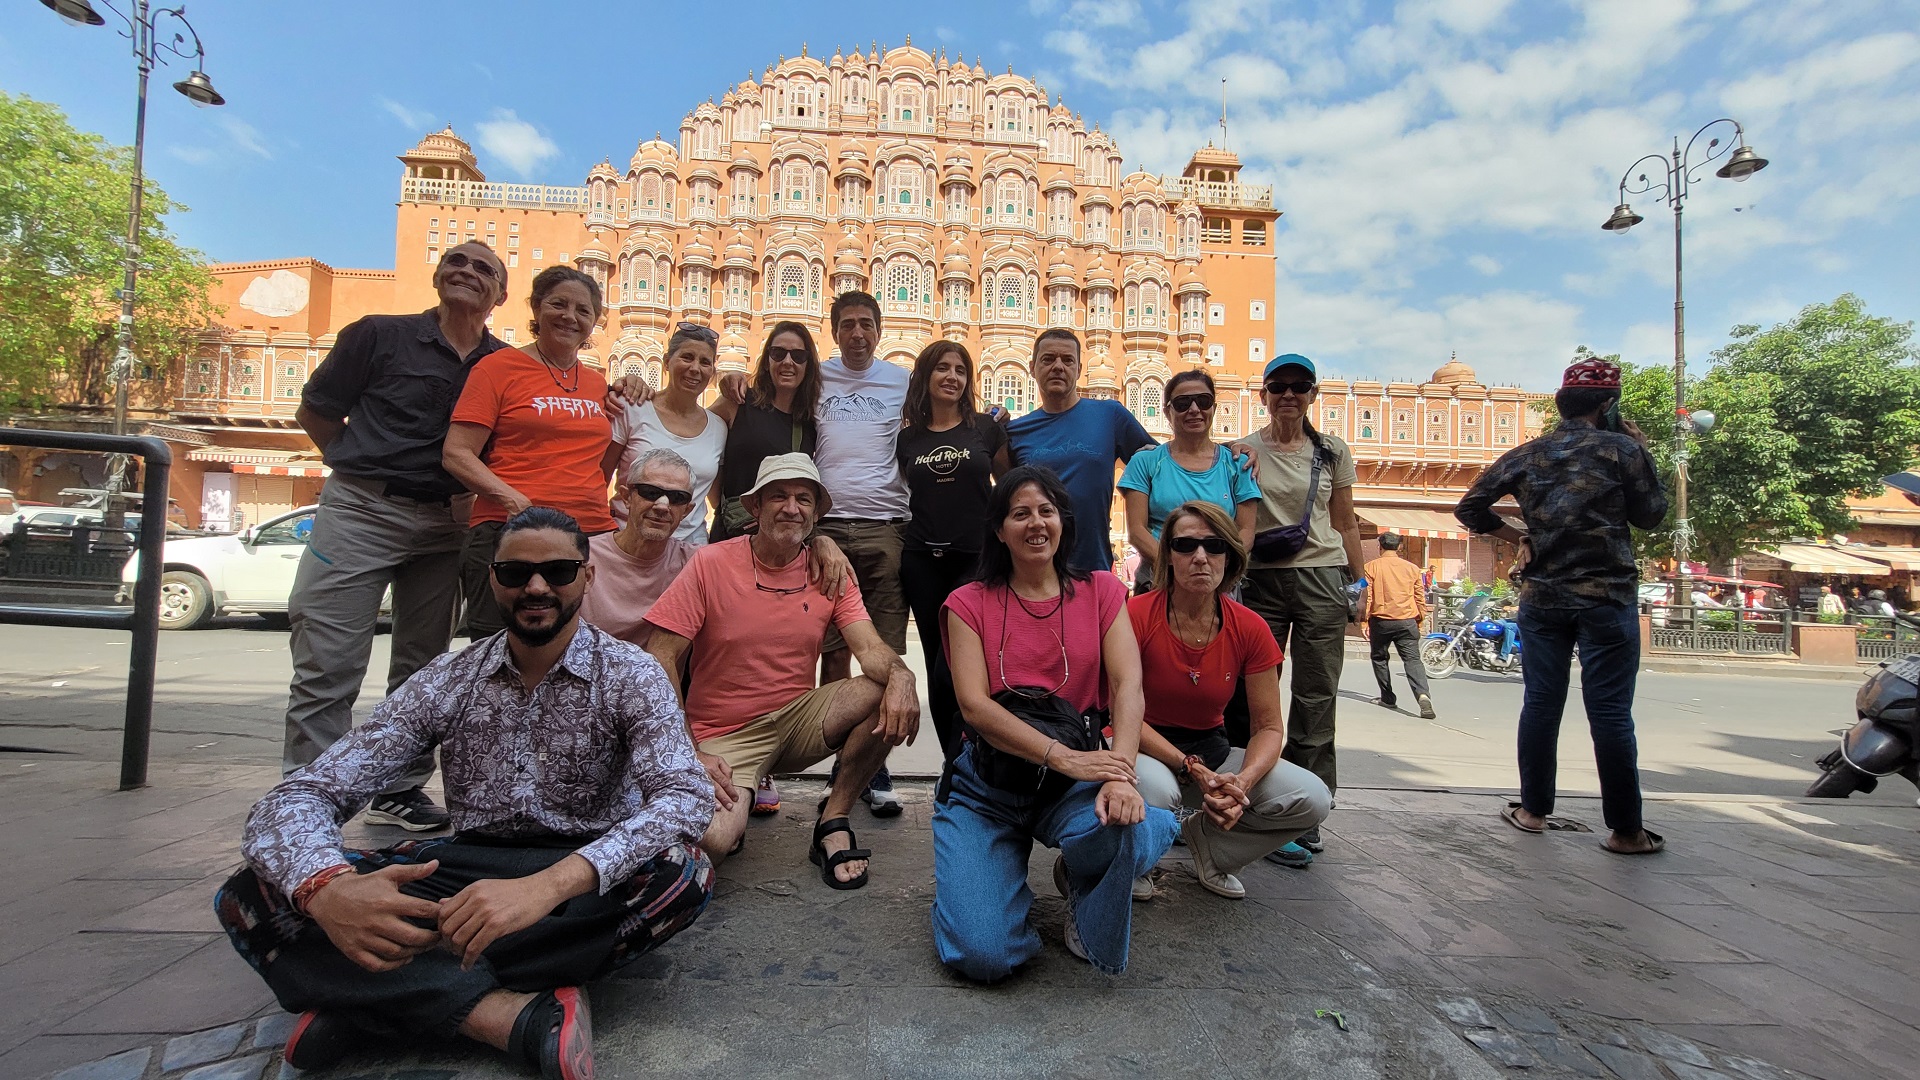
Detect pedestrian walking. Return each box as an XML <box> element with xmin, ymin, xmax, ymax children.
<box><xmin>279</xmin><ymin>241</ymin><xmax>509</xmax><ymax>831</ymax></box>
<box><xmin>1362</xmin><ymin>533</ymin><xmax>1436</xmax><ymax>718</ymax></box>
<box><xmin>1456</xmin><ymin>355</ymin><xmax>1668</xmax><ymax>855</ymax></box>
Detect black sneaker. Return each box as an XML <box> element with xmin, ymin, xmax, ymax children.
<box><xmin>510</xmin><ymin>987</ymin><xmax>594</xmax><ymax>1080</ymax></box>
<box><xmin>862</xmin><ymin>765</ymin><xmax>903</xmax><ymax>818</ymax></box>
<box><xmin>283</xmin><ymin>1011</ymin><xmax>360</xmax><ymax>1071</ymax></box>
<box><xmin>1297</xmin><ymin>826</ymin><xmax>1325</xmax><ymax>853</ymax></box>
<box><xmin>363</xmin><ymin>786</ymin><xmax>450</xmax><ymax>831</ymax></box>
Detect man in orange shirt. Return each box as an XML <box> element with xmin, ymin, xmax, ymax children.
<box><xmin>1362</xmin><ymin>533</ymin><xmax>1437</xmax><ymax>719</ymax></box>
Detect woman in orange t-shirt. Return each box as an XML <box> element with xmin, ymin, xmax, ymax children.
<box><xmin>445</xmin><ymin>266</ymin><xmax>619</xmax><ymax>637</ymax></box>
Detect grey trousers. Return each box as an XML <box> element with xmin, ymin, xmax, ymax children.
<box><xmin>1136</xmin><ymin>750</ymin><xmax>1332</xmax><ymax>874</ymax></box>
<box><xmin>1368</xmin><ymin>617</ymin><xmax>1431</xmax><ymax>704</ymax></box>
<box><xmin>282</xmin><ymin>475</ymin><xmax>462</xmax><ymax>790</ymax></box>
<box><xmin>1241</xmin><ymin>565</ymin><xmax>1349</xmax><ymax>794</ymax></box>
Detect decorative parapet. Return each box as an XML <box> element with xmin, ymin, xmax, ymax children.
<box><xmin>1159</xmin><ymin>176</ymin><xmax>1274</xmax><ymax>210</ymax></box>
<box><xmin>400</xmin><ymin>176</ymin><xmax>591</xmax><ymax>211</ymax></box>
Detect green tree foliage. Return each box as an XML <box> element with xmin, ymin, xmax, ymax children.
<box><xmin>0</xmin><ymin>91</ymin><xmax>217</xmax><ymax>410</ymax></box>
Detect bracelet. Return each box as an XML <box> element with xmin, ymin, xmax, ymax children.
<box><xmin>292</xmin><ymin>863</ymin><xmax>355</xmax><ymax>915</ymax></box>
<box><xmin>1180</xmin><ymin>753</ymin><xmax>1204</xmax><ymax>781</ymax></box>
<box><xmin>1041</xmin><ymin>740</ymin><xmax>1059</xmax><ymax>769</ymax></box>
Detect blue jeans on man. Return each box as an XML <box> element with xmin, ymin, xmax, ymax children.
<box><xmin>1515</xmin><ymin>601</ymin><xmax>1643</xmax><ymax>834</ymax></box>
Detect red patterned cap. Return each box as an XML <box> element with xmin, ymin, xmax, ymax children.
<box><xmin>1562</xmin><ymin>356</ymin><xmax>1621</xmax><ymax>389</ymax></box>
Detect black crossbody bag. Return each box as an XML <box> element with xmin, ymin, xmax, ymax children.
<box><xmin>1250</xmin><ymin>449</ymin><xmax>1323</xmax><ymax>563</ymax></box>
<box><xmin>963</xmin><ymin>587</ymin><xmax>1108</xmax><ymax>802</ymax></box>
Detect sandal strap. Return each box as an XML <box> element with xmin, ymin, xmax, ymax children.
<box><xmin>823</xmin><ymin>846</ymin><xmax>872</xmax><ymax>866</ymax></box>
<box><xmin>813</xmin><ymin>816</ymin><xmax>856</xmax><ymax>844</ymax></box>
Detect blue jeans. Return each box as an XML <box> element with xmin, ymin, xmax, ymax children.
<box><xmin>1516</xmin><ymin>602</ymin><xmax>1643</xmax><ymax>834</ymax></box>
<box><xmin>1498</xmin><ymin>620</ymin><xmax>1519</xmax><ymax>659</ymax></box>
<box><xmin>931</xmin><ymin>744</ymin><xmax>1177</xmax><ymax>979</ymax></box>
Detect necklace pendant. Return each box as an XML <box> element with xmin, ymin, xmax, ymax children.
<box><xmin>1188</xmin><ymin>669</ymin><xmax>1200</xmax><ymax>684</ymax></box>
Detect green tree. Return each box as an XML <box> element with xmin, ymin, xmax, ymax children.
<box><xmin>0</xmin><ymin>91</ymin><xmax>217</xmax><ymax>411</ymax></box>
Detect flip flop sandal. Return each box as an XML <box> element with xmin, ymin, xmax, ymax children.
<box><xmin>808</xmin><ymin>816</ymin><xmax>871</xmax><ymax>890</ymax></box>
<box><xmin>1601</xmin><ymin>829</ymin><xmax>1666</xmax><ymax>855</ymax></box>
<box><xmin>1502</xmin><ymin>803</ymin><xmax>1546</xmax><ymax>834</ymax></box>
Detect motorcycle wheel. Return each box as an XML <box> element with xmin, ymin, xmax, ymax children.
<box><xmin>1805</xmin><ymin>762</ymin><xmax>1865</xmax><ymax>799</ymax></box>
<box><xmin>1421</xmin><ymin>639</ymin><xmax>1458</xmax><ymax>678</ymax></box>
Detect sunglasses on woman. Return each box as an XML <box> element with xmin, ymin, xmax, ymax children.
<box><xmin>630</xmin><ymin>483</ymin><xmax>693</xmax><ymax>505</ymax></box>
<box><xmin>1170</xmin><ymin>393</ymin><xmax>1215</xmax><ymax>413</ymax></box>
<box><xmin>766</xmin><ymin>345</ymin><xmax>808</xmax><ymax>364</ymax></box>
<box><xmin>1168</xmin><ymin>535</ymin><xmax>1230</xmax><ymax>555</ymax></box>
<box><xmin>489</xmin><ymin>559</ymin><xmax>586</xmax><ymax>588</ymax></box>
<box><xmin>1263</xmin><ymin>379</ymin><xmax>1316</xmax><ymax>396</ymax></box>
<box><xmin>442</xmin><ymin>250</ymin><xmax>499</xmax><ymax>279</ymax></box>
<box><xmin>675</xmin><ymin>320</ymin><xmax>718</xmax><ymax>344</ymax></box>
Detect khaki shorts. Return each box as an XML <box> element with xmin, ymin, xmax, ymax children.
<box><xmin>697</xmin><ymin>681</ymin><xmax>849</xmax><ymax>791</ymax></box>
<box><xmin>817</xmin><ymin>518</ymin><xmax>909</xmax><ymax>654</ymax></box>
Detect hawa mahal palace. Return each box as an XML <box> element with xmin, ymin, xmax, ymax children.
<box><xmin>75</xmin><ymin>41</ymin><xmax>1538</xmax><ymax>578</ymax></box>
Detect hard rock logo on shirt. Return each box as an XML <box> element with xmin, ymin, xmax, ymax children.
<box><xmin>914</xmin><ymin>444</ymin><xmax>971</xmax><ymax>479</ymax></box>
<box><xmin>531</xmin><ymin>396</ymin><xmax>605</xmax><ymax>418</ymax></box>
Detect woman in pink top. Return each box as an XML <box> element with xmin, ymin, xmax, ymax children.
<box><xmin>932</xmin><ymin>466</ymin><xmax>1177</xmax><ymax>980</ymax></box>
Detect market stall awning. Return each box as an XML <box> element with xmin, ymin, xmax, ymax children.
<box><xmin>1846</xmin><ymin>546</ymin><xmax>1920</xmax><ymax>571</ymax></box>
<box><xmin>1355</xmin><ymin>507</ymin><xmax>1482</xmax><ymax>540</ymax></box>
<box><xmin>1759</xmin><ymin>543</ymin><xmax>1898</xmax><ymax>575</ymax></box>
<box><xmin>186</xmin><ymin>446</ymin><xmax>327</xmax><ymax>478</ymax></box>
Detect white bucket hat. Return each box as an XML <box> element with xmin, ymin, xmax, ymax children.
<box><xmin>740</xmin><ymin>452</ymin><xmax>832</xmax><ymax>517</ymax></box>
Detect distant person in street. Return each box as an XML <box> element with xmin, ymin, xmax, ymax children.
<box><xmin>1363</xmin><ymin>532</ymin><xmax>1436</xmax><ymax>719</ymax></box>
<box><xmin>218</xmin><ymin>508</ymin><xmax>714</xmax><ymax>1079</ymax></box>
<box><xmin>608</xmin><ymin>323</ymin><xmax>726</xmax><ymax>544</ymax></box>
<box><xmin>1005</xmin><ymin>328</ymin><xmax>1156</xmax><ymax>572</ymax></box>
<box><xmin>1456</xmin><ymin>355</ymin><xmax>1669</xmax><ymax>855</ymax></box>
<box><xmin>1131</xmin><ymin>501</ymin><xmax>1332</xmax><ymax>899</ymax></box>
<box><xmin>1118</xmin><ymin>368</ymin><xmax>1258</xmax><ymax>594</ymax></box>
<box><xmin>280</xmin><ymin>241</ymin><xmax>509</xmax><ymax>833</ymax></box>
<box><xmin>895</xmin><ymin>339</ymin><xmax>1008</xmax><ymax>765</ymax></box>
<box><xmin>643</xmin><ymin>454</ymin><xmax>918</xmax><ymax>890</ymax></box>
<box><xmin>576</xmin><ymin>449</ymin><xmax>699</xmax><ymax>646</ymax></box>
<box><xmin>1239</xmin><ymin>353</ymin><xmax>1364</xmax><ymax>868</ymax></box>
<box><xmin>445</xmin><ymin>266</ymin><xmax>618</xmax><ymax>639</ymax></box>
<box><xmin>933</xmin><ymin>467</ymin><xmax>1176</xmax><ymax>979</ymax></box>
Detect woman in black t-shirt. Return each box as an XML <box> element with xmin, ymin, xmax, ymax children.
<box><xmin>708</xmin><ymin>321</ymin><xmax>822</xmax><ymax>542</ymax></box>
<box><xmin>897</xmin><ymin>340</ymin><xmax>1010</xmax><ymax>764</ymax></box>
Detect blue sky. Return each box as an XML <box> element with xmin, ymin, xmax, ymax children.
<box><xmin>4</xmin><ymin>0</ymin><xmax>1915</xmax><ymax>390</ymax></box>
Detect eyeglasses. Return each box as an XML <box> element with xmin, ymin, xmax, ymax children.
<box><xmin>442</xmin><ymin>250</ymin><xmax>499</xmax><ymax>279</ymax></box>
<box><xmin>752</xmin><ymin>551</ymin><xmax>809</xmax><ymax>595</ymax></box>
<box><xmin>675</xmin><ymin>321</ymin><xmax>718</xmax><ymax>344</ymax></box>
<box><xmin>1263</xmin><ymin>379</ymin><xmax>1317</xmax><ymax>396</ymax></box>
<box><xmin>489</xmin><ymin>559</ymin><xmax>585</xmax><ymax>588</ymax></box>
<box><xmin>1168</xmin><ymin>535</ymin><xmax>1230</xmax><ymax>555</ymax></box>
<box><xmin>630</xmin><ymin>483</ymin><xmax>693</xmax><ymax>505</ymax></box>
<box><xmin>1170</xmin><ymin>393</ymin><xmax>1215</xmax><ymax>413</ymax></box>
<box><xmin>766</xmin><ymin>345</ymin><xmax>808</xmax><ymax>364</ymax></box>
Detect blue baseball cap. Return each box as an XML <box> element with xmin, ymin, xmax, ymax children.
<box><xmin>1263</xmin><ymin>353</ymin><xmax>1318</xmax><ymax>381</ymax></box>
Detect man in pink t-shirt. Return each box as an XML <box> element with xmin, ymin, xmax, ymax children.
<box><xmin>645</xmin><ymin>454</ymin><xmax>919</xmax><ymax>890</ymax></box>
<box><xmin>579</xmin><ymin>449</ymin><xmax>698</xmax><ymax>646</ymax></box>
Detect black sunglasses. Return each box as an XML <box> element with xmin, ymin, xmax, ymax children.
<box><xmin>1170</xmin><ymin>393</ymin><xmax>1215</xmax><ymax>413</ymax></box>
<box><xmin>675</xmin><ymin>321</ymin><xmax>718</xmax><ymax>344</ymax></box>
<box><xmin>1263</xmin><ymin>379</ymin><xmax>1316</xmax><ymax>396</ymax></box>
<box><xmin>766</xmin><ymin>345</ymin><xmax>808</xmax><ymax>364</ymax></box>
<box><xmin>490</xmin><ymin>559</ymin><xmax>585</xmax><ymax>588</ymax></box>
<box><xmin>630</xmin><ymin>483</ymin><xmax>693</xmax><ymax>506</ymax></box>
<box><xmin>442</xmin><ymin>250</ymin><xmax>499</xmax><ymax>279</ymax></box>
<box><xmin>1168</xmin><ymin>535</ymin><xmax>1230</xmax><ymax>555</ymax></box>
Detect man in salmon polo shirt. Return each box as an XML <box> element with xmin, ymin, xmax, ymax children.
<box><xmin>644</xmin><ymin>454</ymin><xmax>920</xmax><ymax>890</ymax></box>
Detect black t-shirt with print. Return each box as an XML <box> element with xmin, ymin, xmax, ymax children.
<box><xmin>897</xmin><ymin>414</ymin><xmax>1006</xmax><ymax>552</ymax></box>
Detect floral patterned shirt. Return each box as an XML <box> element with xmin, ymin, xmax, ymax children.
<box><xmin>1455</xmin><ymin>418</ymin><xmax>1668</xmax><ymax>609</ymax></box>
<box><xmin>242</xmin><ymin>622</ymin><xmax>713</xmax><ymax>896</ymax></box>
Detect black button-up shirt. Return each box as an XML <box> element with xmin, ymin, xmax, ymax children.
<box><xmin>301</xmin><ymin>311</ymin><xmax>504</xmax><ymax>496</ymax></box>
<box><xmin>1455</xmin><ymin>418</ymin><xmax>1668</xmax><ymax>609</ymax></box>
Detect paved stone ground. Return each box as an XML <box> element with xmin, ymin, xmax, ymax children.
<box><xmin>5</xmin><ymin>763</ymin><xmax>1915</xmax><ymax>1080</ymax></box>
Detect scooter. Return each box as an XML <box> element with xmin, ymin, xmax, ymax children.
<box><xmin>1420</xmin><ymin>595</ymin><xmax>1523</xmax><ymax>678</ymax></box>
<box><xmin>1805</xmin><ymin>653</ymin><xmax>1920</xmax><ymax>800</ymax></box>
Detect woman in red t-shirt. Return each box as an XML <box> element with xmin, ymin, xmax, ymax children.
<box><xmin>1132</xmin><ymin>500</ymin><xmax>1331</xmax><ymax>899</ymax></box>
<box><xmin>445</xmin><ymin>266</ymin><xmax>617</xmax><ymax>637</ymax></box>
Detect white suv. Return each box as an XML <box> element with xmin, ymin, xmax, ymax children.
<box><xmin>119</xmin><ymin>506</ymin><xmax>390</xmax><ymax>630</ymax></box>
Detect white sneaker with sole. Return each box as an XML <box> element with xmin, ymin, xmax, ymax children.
<box><xmin>1184</xmin><ymin>816</ymin><xmax>1245</xmax><ymax>899</ymax></box>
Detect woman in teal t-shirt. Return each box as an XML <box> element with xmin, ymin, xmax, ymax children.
<box><xmin>1118</xmin><ymin>369</ymin><xmax>1259</xmax><ymax>594</ymax></box>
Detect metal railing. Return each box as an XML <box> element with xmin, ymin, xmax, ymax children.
<box><xmin>1161</xmin><ymin>176</ymin><xmax>1276</xmax><ymax>209</ymax></box>
<box><xmin>0</xmin><ymin>429</ymin><xmax>170</xmax><ymax>789</ymax></box>
<box><xmin>1851</xmin><ymin>615</ymin><xmax>1920</xmax><ymax>662</ymax></box>
<box><xmin>1644</xmin><ymin>603</ymin><xmax>1792</xmax><ymax>655</ymax></box>
<box><xmin>400</xmin><ymin>176</ymin><xmax>591</xmax><ymax>211</ymax></box>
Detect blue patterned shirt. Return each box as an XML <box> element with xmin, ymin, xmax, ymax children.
<box><xmin>1455</xmin><ymin>418</ymin><xmax>1668</xmax><ymax>609</ymax></box>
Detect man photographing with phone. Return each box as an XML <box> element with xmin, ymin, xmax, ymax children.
<box><xmin>1454</xmin><ymin>356</ymin><xmax>1669</xmax><ymax>857</ymax></box>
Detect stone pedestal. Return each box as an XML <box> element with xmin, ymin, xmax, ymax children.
<box><xmin>1792</xmin><ymin>622</ymin><xmax>1859</xmax><ymax>666</ymax></box>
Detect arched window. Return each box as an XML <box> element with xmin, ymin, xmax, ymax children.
<box><xmin>783</xmin><ymin>162</ymin><xmax>811</xmax><ymax>204</ymax></box>
<box><xmin>996</xmin><ymin>273</ymin><xmax>1022</xmax><ymax>311</ymax></box>
<box><xmin>639</xmin><ymin>174</ymin><xmax>661</xmax><ymax>211</ymax></box>
<box><xmin>887</xmin><ymin>258</ymin><xmax>918</xmax><ymax>309</ymax></box>
<box><xmin>1125</xmin><ymin>380</ymin><xmax>1141</xmax><ymax>414</ymax></box>
<box><xmin>1000</xmin><ymin>100</ymin><xmax>1022</xmax><ymax>132</ymax></box>
<box><xmin>792</xmin><ymin>84</ymin><xmax>813</xmax><ymax>119</ymax></box>
<box><xmin>1142</xmin><ymin>380</ymin><xmax>1162</xmax><ymax>419</ymax></box>
<box><xmin>945</xmin><ymin>280</ymin><xmax>968</xmax><ymax>318</ymax></box>
<box><xmin>776</xmin><ymin>260</ymin><xmax>807</xmax><ymax>312</ymax></box>
<box><xmin>1141</xmin><ymin>282</ymin><xmax>1160</xmax><ymax>324</ymax></box>
<box><xmin>1048</xmin><ymin>124</ymin><xmax>1071</xmax><ymax>161</ymax></box>
<box><xmin>998</xmin><ymin>176</ymin><xmax>1023</xmax><ymax>219</ymax></box>
<box><xmin>997</xmin><ymin>369</ymin><xmax>1029</xmax><ymax>414</ymax></box>
<box><xmin>890</xmin><ymin>165</ymin><xmax>922</xmax><ymax>208</ymax></box>
<box><xmin>896</xmin><ymin>85</ymin><xmax>920</xmax><ymax>123</ymax></box>
<box><xmin>632</xmin><ymin>256</ymin><xmax>652</xmax><ymax>297</ymax></box>
<box><xmin>1361</xmin><ymin>425</ymin><xmax>1374</xmax><ymax>439</ymax></box>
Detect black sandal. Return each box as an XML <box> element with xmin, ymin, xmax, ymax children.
<box><xmin>809</xmin><ymin>816</ymin><xmax>871</xmax><ymax>890</ymax></box>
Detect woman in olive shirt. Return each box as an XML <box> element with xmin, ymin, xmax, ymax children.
<box><xmin>708</xmin><ymin>321</ymin><xmax>821</xmax><ymax>542</ymax></box>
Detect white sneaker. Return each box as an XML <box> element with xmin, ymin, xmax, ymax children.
<box><xmin>1183</xmin><ymin>816</ymin><xmax>1245</xmax><ymax>899</ymax></box>
<box><xmin>1052</xmin><ymin>855</ymin><xmax>1090</xmax><ymax>962</ymax></box>
<box><xmin>1131</xmin><ymin>874</ymin><xmax>1155</xmax><ymax>901</ymax></box>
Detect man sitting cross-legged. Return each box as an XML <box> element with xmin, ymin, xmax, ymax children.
<box><xmin>215</xmin><ymin>507</ymin><xmax>714</xmax><ymax>1080</ymax></box>
<box><xmin>645</xmin><ymin>453</ymin><xmax>920</xmax><ymax>889</ymax></box>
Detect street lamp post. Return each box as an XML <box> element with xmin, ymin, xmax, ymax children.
<box><xmin>1601</xmin><ymin>118</ymin><xmax>1767</xmax><ymax>606</ymax></box>
<box><xmin>42</xmin><ymin>0</ymin><xmax>223</xmax><ymax>522</ymax></box>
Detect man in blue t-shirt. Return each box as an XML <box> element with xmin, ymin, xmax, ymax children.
<box><xmin>1005</xmin><ymin>329</ymin><xmax>1155</xmax><ymax>571</ymax></box>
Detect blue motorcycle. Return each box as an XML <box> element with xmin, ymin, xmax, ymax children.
<box><xmin>1421</xmin><ymin>594</ymin><xmax>1522</xmax><ymax>678</ymax></box>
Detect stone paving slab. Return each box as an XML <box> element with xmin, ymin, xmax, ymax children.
<box><xmin>5</xmin><ymin>763</ymin><xmax>1915</xmax><ymax>1080</ymax></box>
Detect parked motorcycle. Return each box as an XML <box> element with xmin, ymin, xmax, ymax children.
<box><xmin>1805</xmin><ymin>653</ymin><xmax>1920</xmax><ymax>800</ymax></box>
<box><xmin>1421</xmin><ymin>595</ymin><xmax>1522</xmax><ymax>678</ymax></box>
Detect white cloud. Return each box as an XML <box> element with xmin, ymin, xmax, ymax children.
<box><xmin>219</xmin><ymin>117</ymin><xmax>272</xmax><ymax>159</ymax></box>
<box><xmin>1468</xmin><ymin>254</ymin><xmax>1501</xmax><ymax>275</ymax></box>
<box><xmin>474</xmin><ymin>109</ymin><xmax>560</xmax><ymax>179</ymax></box>
<box><xmin>380</xmin><ymin>98</ymin><xmax>434</xmax><ymax>130</ymax></box>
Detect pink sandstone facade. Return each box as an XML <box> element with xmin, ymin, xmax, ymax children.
<box><xmin>125</xmin><ymin>41</ymin><xmax>1542</xmax><ymax>578</ymax></box>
